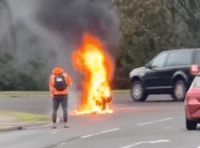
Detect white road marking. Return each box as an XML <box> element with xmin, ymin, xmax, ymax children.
<box><xmin>101</xmin><ymin>128</ymin><xmax>120</xmax><ymax>134</ymax></box>
<box><xmin>51</xmin><ymin>131</ymin><xmax>58</xmax><ymax>134</ymax></box>
<box><xmin>81</xmin><ymin>128</ymin><xmax>120</xmax><ymax>139</ymax></box>
<box><xmin>137</xmin><ymin>122</ymin><xmax>152</xmax><ymax>126</ymax></box>
<box><xmin>60</xmin><ymin>142</ymin><xmax>66</xmax><ymax>145</ymax></box>
<box><xmin>137</xmin><ymin>117</ymin><xmax>172</xmax><ymax>126</ymax></box>
<box><xmin>155</xmin><ymin>117</ymin><xmax>172</xmax><ymax>122</ymax></box>
<box><xmin>81</xmin><ymin>134</ymin><xmax>94</xmax><ymax>138</ymax></box>
<box><xmin>165</xmin><ymin>126</ymin><xmax>172</xmax><ymax>129</ymax></box>
<box><xmin>150</xmin><ymin>139</ymin><xmax>170</xmax><ymax>144</ymax></box>
<box><xmin>120</xmin><ymin>139</ymin><xmax>171</xmax><ymax>148</ymax></box>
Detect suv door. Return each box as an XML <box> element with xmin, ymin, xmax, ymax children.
<box><xmin>159</xmin><ymin>50</ymin><xmax>194</xmax><ymax>89</ymax></box>
<box><xmin>143</xmin><ymin>52</ymin><xmax>168</xmax><ymax>90</ymax></box>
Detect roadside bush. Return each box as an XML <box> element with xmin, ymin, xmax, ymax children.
<box><xmin>0</xmin><ymin>52</ymin><xmax>48</xmax><ymax>91</ymax></box>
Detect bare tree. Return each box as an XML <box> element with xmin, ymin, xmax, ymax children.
<box><xmin>165</xmin><ymin>0</ymin><xmax>200</xmax><ymax>44</ymax></box>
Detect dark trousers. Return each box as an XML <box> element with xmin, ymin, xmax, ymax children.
<box><xmin>52</xmin><ymin>95</ymin><xmax>68</xmax><ymax>123</ymax></box>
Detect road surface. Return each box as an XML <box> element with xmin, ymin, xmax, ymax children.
<box><xmin>0</xmin><ymin>92</ymin><xmax>199</xmax><ymax>148</ymax></box>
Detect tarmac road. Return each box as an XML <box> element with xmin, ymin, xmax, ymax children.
<box><xmin>0</xmin><ymin>92</ymin><xmax>200</xmax><ymax>148</ymax></box>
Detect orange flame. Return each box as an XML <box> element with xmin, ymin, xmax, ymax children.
<box><xmin>72</xmin><ymin>33</ymin><xmax>114</xmax><ymax>115</ymax></box>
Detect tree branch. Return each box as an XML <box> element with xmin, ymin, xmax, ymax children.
<box><xmin>177</xmin><ymin>0</ymin><xmax>196</xmax><ymax>19</ymax></box>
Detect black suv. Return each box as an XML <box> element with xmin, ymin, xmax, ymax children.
<box><xmin>129</xmin><ymin>49</ymin><xmax>200</xmax><ymax>102</ymax></box>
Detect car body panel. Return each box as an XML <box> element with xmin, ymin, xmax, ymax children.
<box><xmin>185</xmin><ymin>87</ymin><xmax>200</xmax><ymax>121</ymax></box>
<box><xmin>172</xmin><ymin>67</ymin><xmax>192</xmax><ymax>88</ymax></box>
<box><xmin>130</xmin><ymin>48</ymin><xmax>199</xmax><ymax>95</ymax></box>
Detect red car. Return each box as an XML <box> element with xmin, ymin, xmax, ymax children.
<box><xmin>185</xmin><ymin>65</ymin><xmax>200</xmax><ymax>130</ymax></box>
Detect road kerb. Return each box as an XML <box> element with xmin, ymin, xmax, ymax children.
<box><xmin>0</xmin><ymin>122</ymin><xmax>52</xmax><ymax>132</ymax></box>
<box><xmin>0</xmin><ymin>126</ymin><xmax>23</xmax><ymax>132</ymax></box>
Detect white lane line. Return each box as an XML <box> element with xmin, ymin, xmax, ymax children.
<box><xmin>120</xmin><ymin>139</ymin><xmax>171</xmax><ymax>148</ymax></box>
<box><xmin>51</xmin><ymin>131</ymin><xmax>58</xmax><ymax>134</ymax></box>
<box><xmin>155</xmin><ymin>117</ymin><xmax>172</xmax><ymax>122</ymax></box>
<box><xmin>150</xmin><ymin>139</ymin><xmax>170</xmax><ymax>144</ymax></box>
<box><xmin>137</xmin><ymin>122</ymin><xmax>152</xmax><ymax>126</ymax></box>
<box><xmin>137</xmin><ymin>117</ymin><xmax>172</xmax><ymax>126</ymax></box>
<box><xmin>81</xmin><ymin>134</ymin><xmax>94</xmax><ymax>139</ymax></box>
<box><xmin>165</xmin><ymin>126</ymin><xmax>172</xmax><ymax>129</ymax></box>
<box><xmin>60</xmin><ymin>142</ymin><xmax>66</xmax><ymax>145</ymax></box>
<box><xmin>101</xmin><ymin>128</ymin><xmax>120</xmax><ymax>134</ymax></box>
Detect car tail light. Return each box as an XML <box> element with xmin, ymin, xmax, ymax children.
<box><xmin>190</xmin><ymin>65</ymin><xmax>200</xmax><ymax>75</ymax></box>
<box><xmin>188</xmin><ymin>97</ymin><xmax>199</xmax><ymax>104</ymax></box>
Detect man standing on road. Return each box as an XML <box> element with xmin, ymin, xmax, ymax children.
<box><xmin>49</xmin><ymin>67</ymin><xmax>73</xmax><ymax>128</ymax></box>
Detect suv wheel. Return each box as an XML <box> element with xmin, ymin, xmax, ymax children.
<box><xmin>172</xmin><ymin>80</ymin><xmax>186</xmax><ymax>101</ymax></box>
<box><xmin>131</xmin><ymin>81</ymin><xmax>148</xmax><ymax>102</ymax></box>
<box><xmin>186</xmin><ymin>118</ymin><xmax>197</xmax><ymax>130</ymax></box>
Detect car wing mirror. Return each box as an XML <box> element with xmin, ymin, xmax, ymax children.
<box><xmin>146</xmin><ymin>64</ymin><xmax>158</xmax><ymax>69</ymax></box>
<box><xmin>191</xmin><ymin>65</ymin><xmax>200</xmax><ymax>75</ymax></box>
<box><xmin>145</xmin><ymin>63</ymin><xmax>151</xmax><ymax>69</ymax></box>
<box><xmin>151</xmin><ymin>65</ymin><xmax>158</xmax><ymax>69</ymax></box>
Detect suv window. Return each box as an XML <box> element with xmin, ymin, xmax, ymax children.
<box><xmin>151</xmin><ymin>52</ymin><xmax>167</xmax><ymax>68</ymax></box>
<box><xmin>165</xmin><ymin>50</ymin><xmax>193</xmax><ymax>66</ymax></box>
<box><xmin>195</xmin><ymin>50</ymin><xmax>200</xmax><ymax>65</ymax></box>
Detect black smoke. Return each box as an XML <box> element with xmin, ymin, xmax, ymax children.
<box><xmin>36</xmin><ymin>0</ymin><xmax>119</xmax><ymax>47</ymax></box>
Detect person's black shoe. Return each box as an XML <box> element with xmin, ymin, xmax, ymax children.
<box><xmin>52</xmin><ymin>123</ymin><xmax>56</xmax><ymax>129</ymax></box>
<box><xmin>64</xmin><ymin>123</ymin><xmax>69</xmax><ymax>128</ymax></box>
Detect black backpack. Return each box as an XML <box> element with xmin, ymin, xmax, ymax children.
<box><xmin>54</xmin><ymin>74</ymin><xmax>67</xmax><ymax>91</ymax></box>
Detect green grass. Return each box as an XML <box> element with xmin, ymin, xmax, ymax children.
<box><xmin>0</xmin><ymin>89</ymin><xmax>130</xmax><ymax>98</ymax></box>
<box><xmin>0</xmin><ymin>111</ymin><xmax>51</xmax><ymax>123</ymax></box>
<box><xmin>0</xmin><ymin>91</ymin><xmax>50</xmax><ymax>98</ymax></box>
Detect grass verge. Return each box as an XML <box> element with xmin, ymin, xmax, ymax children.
<box><xmin>0</xmin><ymin>111</ymin><xmax>51</xmax><ymax>123</ymax></box>
<box><xmin>0</xmin><ymin>90</ymin><xmax>130</xmax><ymax>98</ymax></box>
<box><xmin>0</xmin><ymin>91</ymin><xmax>50</xmax><ymax>98</ymax></box>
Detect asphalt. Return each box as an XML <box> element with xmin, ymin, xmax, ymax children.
<box><xmin>0</xmin><ymin>92</ymin><xmax>199</xmax><ymax>148</ymax></box>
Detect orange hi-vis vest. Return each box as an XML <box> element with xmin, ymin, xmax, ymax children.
<box><xmin>49</xmin><ymin>72</ymin><xmax>72</xmax><ymax>97</ymax></box>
